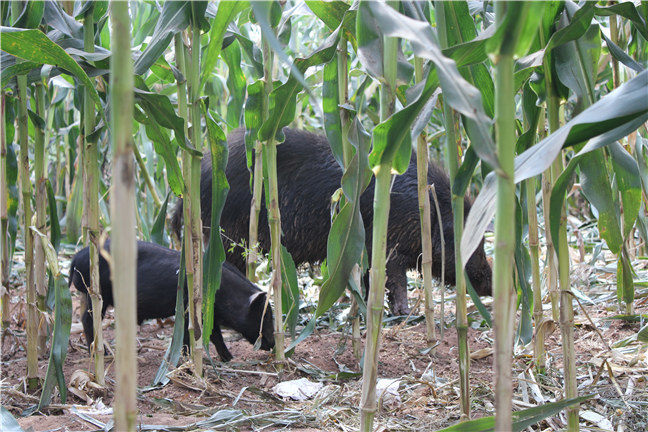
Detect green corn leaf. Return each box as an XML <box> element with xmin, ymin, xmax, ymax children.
<box><xmin>322</xmin><ymin>56</ymin><xmax>343</xmax><ymax>168</ymax></box>
<box><xmin>486</xmin><ymin>2</ymin><xmax>544</xmax><ymax>57</ymax></box>
<box><xmin>257</xmin><ymin>28</ymin><xmax>340</xmax><ymax>142</ymax></box>
<box><xmin>202</xmin><ymin>109</ymin><xmax>229</xmax><ymax>352</ymax></box>
<box><xmin>0</xmin><ymin>59</ymin><xmax>40</xmax><ymax>88</ymax></box>
<box><xmin>151</xmin><ymin>192</ymin><xmax>170</xmax><ymax>247</ymax></box>
<box><xmin>251</xmin><ymin>1</ymin><xmax>311</xmax><ymax>98</ymax></box>
<box><xmin>133</xmin><ymin>1</ymin><xmax>190</xmax><ymax>76</ymax></box>
<box><xmin>363</xmin><ymin>1</ymin><xmax>498</xmax><ymax>171</ymax></box>
<box><xmin>617</xmin><ymin>248</ymin><xmax>635</xmax><ymax>305</ymax></box>
<box><xmin>594</xmin><ymin>2</ymin><xmax>648</xmax><ymax>41</ymax></box>
<box><xmin>317</xmin><ymin>119</ymin><xmax>371</xmax><ymax>316</ymax></box>
<box><xmin>435</xmin><ymin>395</ymin><xmax>593</xmax><ymax>432</ymax></box>
<box><xmin>515</xmin><ymin>196</ymin><xmax>533</xmax><ymax>345</ymax></box>
<box><xmin>600</xmin><ymin>31</ymin><xmax>644</xmax><ymax>73</ymax></box>
<box><xmin>134</xmin><ymin>83</ymin><xmax>196</xmax><ymax>155</ymax></box>
<box><xmin>153</xmin><ymin>245</ymin><xmax>186</xmax><ymax>386</ymax></box>
<box><xmin>45</xmin><ymin>179</ymin><xmax>61</xmax><ymax>252</ymax></box>
<box><xmin>141</xmin><ymin>116</ymin><xmax>184</xmax><ymax>197</ymax></box>
<box><xmin>222</xmin><ymin>39</ymin><xmax>247</xmax><ymax>130</ymax></box>
<box><xmin>244</xmin><ymin>80</ymin><xmax>264</xmax><ymax>173</ymax></box>
<box><xmin>305</xmin><ymin>0</ymin><xmax>349</xmax><ymax>32</ymax></box>
<box><xmin>462</xmin><ymin>70</ymin><xmax>648</xmax><ymax>265</ymax></box>
<box><xmin>3</xmin><ymin>138</ymin><xmax>19</xmax><ymax>266</ymax></box>
<box><xmin>31</xmin><ymin>229</ymin><xmax>71</xmax><ymax>408</ymax></box>
<box><xmin>554</xmin><ymin>23</ymin><xmax>600</xmax><ymax>104</ymax></box>
<box><xmin>452</xmin><ymin>147</ymin><xmax>479</xmax><ymax>197</ymax></box>
<box><xmin>635</xmin><ymin>136</ymin><xmax>648</xmax><ymax>197</ymax></box>
<box><xmin>43</xmin><ymin>0</ymin><xmax>82</xmax><ymax>39</ymax></box>
<box><xmin>280</xmin><ymin>245</ymin><xmax>299</xmax><ymax>339</ymax></box>
<box><xmin>200</xmin><ymin>0</ymin><xmax>247</xmax><ymax>90</ymax></box>
<box><xmin>369</xmin><ymin>67</ymin><xmax>439</xmax><ymax>173</ymax></box>
<box><xmin>609</xmin><ymin>143</ymin><xmax>642</xmax><ymax>239</ymax></box>
<box><xmin>14</xmin><ymin>0</ymin><xmax>44</xmax><ymax>29</ymax></box>
<box><xmin>1</xmin><ymin>404</ymin><xmax>23</xmax><ymax>431</ymax></box>
<box><xmin>0</xmin><ymin>27</ymin><xmax>104</xmax><ymax>118</ymax></box>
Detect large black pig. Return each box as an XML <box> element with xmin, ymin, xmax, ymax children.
<box><xmin>69</xmin><ymin>240</ymin><xmax>274</xmax><ymax>361</ymax></box>
<box><xmin>172</xmin><ymin>128</ymin><xmax>492</xmax><ymax>315</ymax></box>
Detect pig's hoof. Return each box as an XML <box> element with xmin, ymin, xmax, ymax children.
<box><xmin>390</xmin><ymin>304</ymin><xmax>411</xmax><ymax>316</ymax></box>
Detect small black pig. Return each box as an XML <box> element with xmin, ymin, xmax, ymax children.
<box><xmin>68</xmin><ymin>240</ymin><xmax>274</xmax><ymax>361</ymax></box>
<box><xmin>172</xmin><ymin>128</ymin><xmax>492</xmax><ymax>315</ymax></box>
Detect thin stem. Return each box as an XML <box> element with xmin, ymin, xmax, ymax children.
<box><xmin>17</xmin><ymin>74</ymin><xmax>37</xmax><ymax>390</ymax></box>
<box><xmin>132</xmin><ymin>144</ymin><xmax>162</xmax><ymax>207</ymax></box>
<box><xmin>82</xmin><ymin>4</ymin><xmax>104</xmax><ymax>386</ymax></box>
<box><xmin>414</xmin><ymin>56</ymin><xmax>436</xmax><ymax>348</ymax></box>
<box><xmin>0</xmin><ymin>94</ymin><xmax>8</xmax><ymax>335</ymax></box>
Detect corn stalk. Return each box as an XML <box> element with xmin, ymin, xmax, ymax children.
<box><xmin>34</xmin><ymin>83</ymin><xmax>48</xmax><ymax>354</ymax></box>
<box><xmin>493</xmin><ymin>2</ymin><xmax>517</xmax><ymax>430</ymax></box>
<box><xmin>175</xmin><ymin>30</ymin><xmax>202</xmax><ymax>377</ymax></box>
<box><xmin>110</xmin><ymin>2</ymin><xmax>137</xmax><ymax>429</ymax></box>
<box><xmin>1</xmin><ymin>94</ymin><xmax>9</xmax><ymax>335</ymax></box>
<box><xmin>359</xmin><ymin>17</ymin><xmax>397</xmax><ymax>431</ymax></box>
<box><xmin>435</xmin><ymin>1</ymin><xmax>469</xmax><ymax>417</ymax></box>
<box><xmin>188</xmin><ymin>14</ymin><xmax>205</xmax><ymax>376</ymax></box>
<box><xmin>81</xmin><ymin>4</ymin><xmax>104</xmax><ymax>386</ymax></box>
<box><xmin>16</xmin><ymin>73</ymin><xmax>38</xmax><ymax>390</ymax></box>
<box><xmin>414</xmin><ymin>56</ymin><xmax>436</xmax><ymax>348</ymax></box>
<box><xmin>259</xmin><ymin>31</ymin><xmax>285</xmax><ymax>365</ymax></box>
<box><xmin>529</xmin><ymin>108</ymin><xmax>546</xmax><ymax>374</ymax></box>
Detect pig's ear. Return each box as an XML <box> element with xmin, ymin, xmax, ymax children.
<box><xmin>248</xmin><ymin>291</ymin><xmax>266</xmax><ymax>308</ymax></box>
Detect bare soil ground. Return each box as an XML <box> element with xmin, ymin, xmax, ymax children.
<box><xmin>2</xmin><ymin>251</ymin><xmax>648</xmax><ymax>431</ymax></box>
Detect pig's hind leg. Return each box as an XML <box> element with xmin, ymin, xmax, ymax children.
<box><xmin>386</xmin><ymin>259</ymin><xmax>411</xmax><ymax>316</ymax></box>
<box><xmin>210</xmin><ymin>324</ymin><xmax>234</xmax><ymax>362</ymax></box>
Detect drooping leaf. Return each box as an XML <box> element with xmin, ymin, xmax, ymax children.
<box><xmin>1</xmin><ymin>406</ymin><xmax>22</xmax><ymax>432</ymax></box>
<box><xmin>43</xmin><ymin>0</ymin><xmax>82</xmax><ymax>39</ymax></box>
<box><xmin>153</xmin><ymin>245</ymin><xmax>186</xmax><ymax>386</ymax></box>
<box><xmin>46</xmin><ymin>179</ymin><xmax>60</xmax><ymax>252</ymax></box>
<box><xmin>462</xmin><ymin>70</ymin><xmax>648</xmax><ymax>265</ymax></box>
<box><xmin>322</xmin><ymin>55</ymin><xmax>343</xmax><ymax>168</ymax></box>
<box><xmin>243</xmin><ymin>80</ymin><xmax>264</xmax><ymax>173</ymax></box>
<box><xmin>258</xmin><ymin>28</ymin><xmax>340</xmax><ymax>142</ymax></box>
<box><xmin>200</xmin><ymin>0</ymin><xmax>247</xmax><ymax>90</ymax></box>
<box><xmin>317</xmin><ymin>119</ymin><xmax>371</xmax><ymax>316</ymax></box>
<box><xmin>362</xmin><ymin>1</ymin><xmax>498</xmax><ymax>171</ymax></box>
<box><xmin>32</xmin><ymin>229</ymin><xmax>70</xmax><ymax>408</ymax></box>
<box><xmin>222</xmin><ymin>39</ymin><xmax>246</xmax><ymax>130</ymax></box>
<box><xmin>0</xmin><ymin>27</ymin><xmax>104</xmax><ymax>117</ymax></box>
<box><xmin>435</xmin><ymin>395</ymin><xmax>593</xmax><ymax>432</ymax></box>
<box><xmin>14</xmin><ymin>0</ymin><xmax>44</xmax><ymax>29</ymax></box>
<box><xmin>140</xmin><ymin>115</ymin><xmax>184</xmax><ymax>197</ymax></box>
<box><xmin>280</xmin><ymin>245</ymin><xmax>299</xmax><ymax>339</ymax></box>
<box><xmin>609</xmin><ymin>142</ymin><xmax>642</xmax><ymax>239</ymax></box>
<box><xmin>202</xmin><ymin>109</ymin><xmax>229</xmax><ymax>352</ymax></box>
<box><xmin>594</xmin><ymin>2</ymin><xmax>648</xmax><ymax>41</ymax></box>
<box><xmin>369</xmin><ymin>67</ymin><xmax>439</xmax><ymax>173</ymax></box>
<box><xmin>485</xmin><ymin>1</ymin><xmax>544</xmax><ymax>57</ymax></box>
<box><xmin>151</xmin><ymin>192</ymin><xmax>170</xmax><ymax>247</ymax></box>
<box><xmin>600</xmin><ymin>31</ymin><xmax>645</xmax><ymax>73</ymax></box>
<box><xmin>133</xmin><ymin>1</ymin><xmax>190</xmax><ymax>76</ymax></box>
